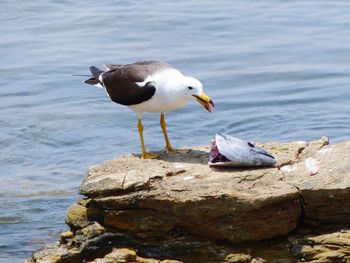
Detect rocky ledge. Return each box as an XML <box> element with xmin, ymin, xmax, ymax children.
<box><xmin>27</xmin><ymin>137</ymin><xmax>350</xmax><ymax>262</ymax></box>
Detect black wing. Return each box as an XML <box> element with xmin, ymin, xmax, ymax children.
<box><xmin>102</xmin><ymin>68</ymin><xmax>156</xmax><ymax>106</ymax></box>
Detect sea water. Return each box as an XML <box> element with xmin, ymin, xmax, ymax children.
<box><xmin>1</xmin><ymin>1</ymin><xmax>350</xmax><ymax>262</ymax></box>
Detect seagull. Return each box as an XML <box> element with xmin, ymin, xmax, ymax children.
<box><xmin>83</xmin><ymin>61</ymin><xmax>214</xmax><ymax>159</ymax></box>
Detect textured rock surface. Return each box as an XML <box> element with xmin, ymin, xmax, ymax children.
<box><xmin>81</xmin><ymin>148</ymin><xmax>302</xmax><ymax>243</ymax></box>
<box><xmin>88</xmin><ymin>248</ymin><xmax>183</xmax><ymax>263</ymax></box>
<box><xmin>281</xmin><ymin>139</ymin><xmax>350</xmax><ymax>225</ymax></box>
<box><xmin>27</xmin><ymin>138</ymin><xmax>350</xmax><ymax>262</ymax></box>
<box><xmin>290</xmin><ymin>230</ymin><xmax>350</xmax><ymax>262</ymax></box>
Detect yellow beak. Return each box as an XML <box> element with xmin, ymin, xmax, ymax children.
<box><xmin>193</xmin><ymin>92</ymin><xmax>214</xmax><ymax>112</ymax></box>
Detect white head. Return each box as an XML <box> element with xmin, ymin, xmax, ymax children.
<box><xmin>181</xmin><ymin>76</ymin><xmax>214</xmax><ymax>112</ymax></box>
<box><xmin>182</xmin><ymin>76</ymin><xmax>203</xmax><ymax>97</ymax></box>
<box><xmin>148</xmin><ymin>69</ymin><xmax>214</xmax><ymax>112</ymax></box>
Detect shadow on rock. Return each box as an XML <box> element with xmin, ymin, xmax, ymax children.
<box><xmin>132</xmin><ymin>148</ymin><xmax>210</xmax><ymax>165</ymax></box>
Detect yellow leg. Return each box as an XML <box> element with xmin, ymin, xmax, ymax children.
<box><xmin>160</xmin><ymin>113</ymin><xmax>189</xmax><ymax>153</ymax></box>
<box><xmin>160</xmin><ymin>113</ymin><xmax>174</xmax><ymax>151</ymax></box>
<box><xmin>138</xmin><ymin>119</ymin><xmax>158</xmax><ymax>159</ymax></box>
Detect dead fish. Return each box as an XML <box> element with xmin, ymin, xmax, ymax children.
<box><xmin>208</xmin><ymin>132</ymin><xmax>276</xmax><ymax>167</ymax></box>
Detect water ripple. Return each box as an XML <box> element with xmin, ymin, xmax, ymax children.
<box><xmin>1</xmin><ymin>1</ymin><xmax>350</xmax><ymax>262</ymax></box>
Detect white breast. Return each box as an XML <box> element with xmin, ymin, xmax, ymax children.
<box><xmin>129</xmin><ymin>68</ymin><xmax>190</xmax><ymax>114</ymax></box>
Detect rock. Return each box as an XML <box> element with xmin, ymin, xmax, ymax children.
<box><xmin>250</xmin><ymin>258</ymin><xmax>267</xmax><ymax>263</ymax></box>
<box><xmin>60</xmin><ymin>230</ymin><xmax>74</xmax><ymax>241</ymax></box>
<box><xmin>104</xmin><ymin>210</ymin><xmax>175</xmax><ymax>238</ymax></box>
<box><xmin>290</xmin><ymin>230</ymin><xmax>350</xmax><ymax>262</ymax></box>
<box><xmin>225</xmin><ymin>253</ymin><xmax>252</xmax><ymax>262</ymax></box>
<box><xmin>282</xmin><ymin>140</ymin><xmax>350</xmax><ymax>224</ymax></box>
<box><xmin>28</xmin><ymin>241</ymin><xmax>80</xmax><ymax>263</ymax></box>
<box><xmin>81</xmin><ymin>147</ymin><xmax>302</xmax><ymax>243</ymax></box>
<box><xmin>65</xmin><ymin>203</ymin><xmax>90</xmax><ymax>229</ymax></box>
<box><xmin>88</xmin><ymin>248</ymin><xmax>137</xmax><ymax>263</ymax></box>
<box><xmin>86</xmin><ymin>247</ymin><xmax>184</xmax><ymax>263</ymax></box>
<box><xmin>80</xmin><ymin>221</ymin><xmax>105</xmax><ymax>239</ymax></box>
<box><xmin>28</xmin><ymin>138</ymin><xmax>350</xmax><ymax>262</ymax></box>
<box><xmin>65</xmin><ymin>199</ymin><xmax>102</xmax><ymax>230</ymax></box>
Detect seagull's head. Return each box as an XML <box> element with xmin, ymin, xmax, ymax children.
<box><xmin>183</xmin><ymin>76</ymin><xmax>214</xmax><ymax>112</ymax></box>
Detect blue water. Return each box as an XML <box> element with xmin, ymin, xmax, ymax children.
<box><xmin>1</xmin><ymin>1</ymin><xmax>350</xmax><ymax>262</ymax></box>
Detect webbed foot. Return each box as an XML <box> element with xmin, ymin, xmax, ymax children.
<box><xmin>141</xmin><ymin>151</ymin><xmax>159</xmax><ymax>159</ymax></box>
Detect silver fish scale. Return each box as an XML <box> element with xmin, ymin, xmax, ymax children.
<box><xmin>209</xmin><ymin>132</ymin><xmax>276</xmax><ymax>167</ymax></box>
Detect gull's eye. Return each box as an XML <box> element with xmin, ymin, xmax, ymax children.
<box><xmin>188</xmin><ymin>86</ymin><xmax>193</xmax><ymax>90</ymax></box>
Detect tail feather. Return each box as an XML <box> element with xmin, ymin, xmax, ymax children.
<box><xmin>90</xmin><ymin>66</ymin><xmax>104</xmax><ymax>80</ymax></box>
<box><xmin>83</xmin><ymin>77</ymin><xmax>99</xmax><ymax>85</ymax></box>
<box><xmin>83</xmin><ymin>66</ymin><xmax>104</xmax><ymax>86</ymax></box>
